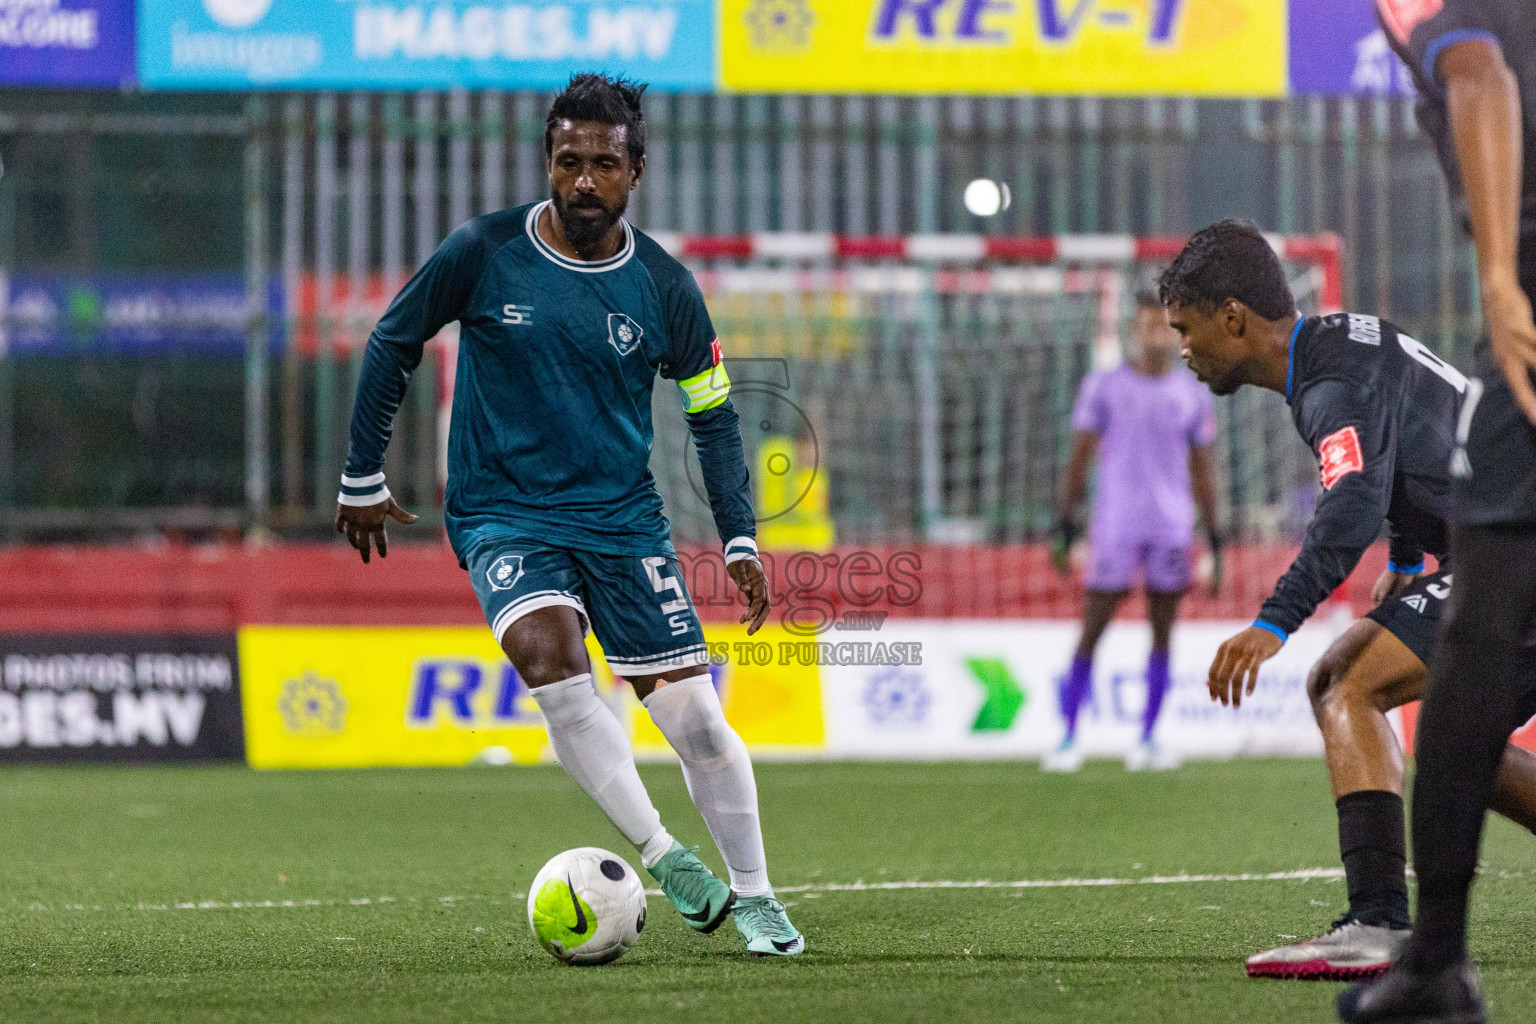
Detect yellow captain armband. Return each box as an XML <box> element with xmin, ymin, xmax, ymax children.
<box><xmin>677</xmin><ymin>363</ymin><xmax>731</xmax><ymax>414</ymax></box>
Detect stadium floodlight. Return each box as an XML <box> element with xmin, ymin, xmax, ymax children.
<box><xmin>963</xmin><ymin>178</ymin><xmax>1011</xmax><ymax>217</ymax></box>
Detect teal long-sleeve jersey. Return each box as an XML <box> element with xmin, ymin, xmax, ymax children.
<box><xmin>339</xmin><ymin>201</ymin><xmax>757</xmax><ymax>567</ymax></box>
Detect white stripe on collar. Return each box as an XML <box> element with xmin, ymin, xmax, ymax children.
<box><xmin>525</xmin><ymin>200</ymin><xmax>635</xmax><ymax>273</ymax></box>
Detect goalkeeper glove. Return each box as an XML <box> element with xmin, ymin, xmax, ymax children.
<box><xmin>1050</xmin><ymin>518</ymin><xmax>1077</xmax><ymax>574</ymax></box>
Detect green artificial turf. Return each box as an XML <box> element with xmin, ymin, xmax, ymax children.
<box><xmin>0</xmin><ymin>759</ymin><xmax>1533</xmax><ymax>1023</ymax></box>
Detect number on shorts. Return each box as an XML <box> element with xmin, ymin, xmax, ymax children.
<box><xmin>643</xmin><ymin>557</ymin><xmax>690</xmax><ymax>616</ymax></box>
<box><xmin>1426</xmin><ymin>575</ymin><xmax>1452</xmax><ymax>600</ymax></box>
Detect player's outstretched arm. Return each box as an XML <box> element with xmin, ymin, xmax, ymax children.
<box><xmin>1441</xmin><ymin>37</ymin><xmax>1536</xmax><ymax>423</ymax></box>
<box><xmin>335</xmin><ymin>496</ymin><xmax>418</xmax><ymax>564</ymax></box>
<box><xmin>334</xmin><ymin>221</ymin><xmax>484</xmax><ymax>564</ymax></box>
<box><xmin>1052</xmin><ymin>431</ymin><xmax>1098</xmax><ymax>574</ymax></box>
<box><xmin>1209</xmin><ymin>381</ymin><xmax>1391</xmax><ymax>706</ymax></box>
<box><xmin>1211</xmin><ymin>515</ymin><xmax>1378</xmax><ymax>707</ymax></box>
<box><xmin>1189</xmin><ymin>443</ymin><xmax>1223</xmax><ymax>596</ymax></box>
<box><xmin>654</xmin><ymin>251</ymin><xmax>767</xmax><ymax>631</ymax></box>
<box><xmin>335</xmin><ymin>333</ymin><xmax>424</xmax><ymax>565</ymax></box>
<box><xmin>685</xmin><ymin>398</ymin><xmax>769</xmax><ymax>634</ymax></box>
<box><xmin>335</xmin><ymin>332</ymin><xmax>425</xmax><ymax>565</ymax></box>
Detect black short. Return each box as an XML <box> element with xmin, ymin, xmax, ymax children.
<box><xmin>1366</xmin><ymin>569</ymin><xmax>1454</xmax><ymax>666</ymax></box>
<box><xmin>1456</xmin><ymin>352</ymin><xmax>1536</xmax><ymax>526</ymax></box>
<box><xmin>1366</xmin><ymin>568</ymin><xmax>1536</xmax><ymax>706</ymax></box>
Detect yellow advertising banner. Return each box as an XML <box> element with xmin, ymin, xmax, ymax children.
<box><xmin>238</xmin><ymin>625</ymin><xmax>824</xmax><ymax>769</ymax></box>
<box><xmin>719</xmin><ymin>0</ymin><xmax>1286</xmax><ymax>97</ymax></box>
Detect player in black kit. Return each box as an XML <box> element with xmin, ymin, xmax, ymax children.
<box><xmin>1160</xmin><ymin>220</ymin><xmax>1536</xmax><ymax>987</ymax></box>
<box><xmin>1341</xmin><ymin>3</ymin><xmax>1536</xmax><ymax>1022</ymax></box>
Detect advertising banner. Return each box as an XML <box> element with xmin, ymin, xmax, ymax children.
<box><xmin>240</xmin><ymin>617</ymin><xmax>1358</xmax><ymax>768</ymax></box>
<box><xmin>718</xmin><ymin>0</ymin><xmax>1286</xmax><ymax>97</ymax></box>
<box><xmin>1289</xmin><ymin>0</ymin><xmax>1412</xmax><ymax>96</ymax></box>
<box><xmin>136</xmin><ymin>0</ymin><xmax>715</xmax><ymax>91</ymax></box>
<box><xmin>0</xmin><ymin>634</ymin><xmax>244</xmax><ymax>762</ymax></box>
<box><xmin>238</xmin><ymin>624</ymin><xmax>824</xmax><ymax>769</ymax></box>
<box><xmin>0</xmin><ymin>273</ymin><xmax>283</xmax><ymax>357</ymax></box>
<box><xmin>0</xmin><ymin>0</ymin><xmax>136</xmax><ymax>88</ymax></box>
<box><xmin>820</xmin><ymin>617</ymin><xmax>1352</xmax><ymax>761</ymax></box>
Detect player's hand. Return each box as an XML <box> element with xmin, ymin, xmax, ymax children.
<box><xmin>1207</xmin><ymin>625</ymin><xmax>1283</xmax><ymax>708</ymax></box>
<box><xmin>1484</xmin><ymin>275</ymin><xmax>1536</xmax><ymax>425</ymax></box>
<box><xmin>1049</xmin><ymin>519</ymin><xmax>1076</xmax><ymax>575</ymax></box>
<box><xmin>1372</xmin><ymin>568</ymin><xmax>1417</xmax><ymax>606</ymax></box>
<box><xmin>334</xmin><ymin>497</ymin><xmax>418</xmax><ymax>564</ymax></box>
<box><xmin>728</xmin><ymin>557</ymin><xmax>771</xmax><ymax>635</ymax></box>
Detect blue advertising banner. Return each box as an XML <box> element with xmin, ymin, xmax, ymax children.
<box><xmin>136</xmin><ymin>0</ymin><xmax>715</xmax><ymax>91</ymax></box>
<box><xmin>1289</xmin><ymin>0</ymin><xmax>1413</xmax><ymax>96</ymax></box>
<box><xmin>0</xmin><ymin>273</ymin><xmax>283</xmax><ymax>356</ymax></box>
<box><xmin>0</xmin><ymin>0</ymin><xmax>136</xmax><ymax>87</ymax></box>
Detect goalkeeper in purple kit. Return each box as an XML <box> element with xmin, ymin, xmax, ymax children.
<box><xmin>1048</xmin><ymin>291</ymin><xmax>1223</xmax><ymax>772</ymax></box>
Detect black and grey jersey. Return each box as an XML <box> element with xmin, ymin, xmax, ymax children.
<box><xmin>1377</xmin><ymin>0</ymin><xmax>1536</xmax><ymax>281</ymax></box>
<box><xmin>1256</xmin><ymin>313</ymin><xmax>1469</xmax><ymax>637</ymax></box>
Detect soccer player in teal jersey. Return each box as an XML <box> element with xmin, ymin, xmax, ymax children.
<box><xmin>333</xmin><ymin>75</ymin><xmax>802</xmax><ymax>956</ymax></box>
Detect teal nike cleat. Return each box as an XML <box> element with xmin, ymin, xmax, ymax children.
<box><xmin>647</xmin><ymin>842</ymin><xmax>735</xmax><ymax>933</ymax></box>
<box><xmin>733</xmin><ymin>894</ymin><xmax>805</xmax><ymax>956</ymax></box>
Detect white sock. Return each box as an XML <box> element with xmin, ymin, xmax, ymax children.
<box><xmin>643</xmin><ymin>674</ymin><xmax>772</xmax><ymax>897</ymax></box>
<box><xmin>639</xmin><ymin>830</ymin><xmax>675</xmax><ymax>870</ymax></box>
<box><xmin>530</xmin><ymin>673</ymin><xmax>672</xmax><ymax>863</ymax></box>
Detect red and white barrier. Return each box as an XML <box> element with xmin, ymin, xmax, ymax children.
<box><xmin>651</xmin><ymin>231</ymin><xmax>1345</xmax><ymax>314</ymax></box>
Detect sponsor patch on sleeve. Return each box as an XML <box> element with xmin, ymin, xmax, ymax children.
<box><xmin>1376</xmin><ymin>0</ymin><xmax>1444</xmax><ymax>45</ymax></box>
<box><xmin>1318</xmin><ymin>425</ymin><xmax>1365</xmax><ymax>490</ymax></box>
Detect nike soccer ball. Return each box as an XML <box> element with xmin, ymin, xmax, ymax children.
<box><xmin>527</xmin><ymin>847</ymin><xmax>647</xmax><ymax>966</ymax></box>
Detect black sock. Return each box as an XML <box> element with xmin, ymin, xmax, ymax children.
<box><xmin>1337</xmin><ymin>790</ymin><xmax>1410</xmax><ymax>930</ymax></box>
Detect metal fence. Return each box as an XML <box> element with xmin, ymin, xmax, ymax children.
<box><xmin>0</xmin><ymin>88</ymin><xmax>1481</xmax><ymax>543</ymax></box>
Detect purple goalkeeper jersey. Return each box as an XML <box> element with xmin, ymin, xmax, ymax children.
<box><xmin>1072</xmin><ymin>364</ymin><xmax>1217</xmax><ymax>545</ymax></box>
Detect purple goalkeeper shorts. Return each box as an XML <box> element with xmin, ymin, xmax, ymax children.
<box><xmin>1085</xmin><ymin>538</ymin><xmax>1192</xmax><ymax>595</ymax></box>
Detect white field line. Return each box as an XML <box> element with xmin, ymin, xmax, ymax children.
<box><xmin>34</xmin><ymin>867</ymin><xmax>1356</xmax><ymax>913</ymax></box>
<box><xmin>765</xmin><ymin>867</ymin><xmax>1348</xmax><ymax>894</ymax></box>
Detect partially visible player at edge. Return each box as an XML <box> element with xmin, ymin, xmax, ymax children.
<box><xmin>1046</xmin><ymin>291</ymin><xmax>1222</xmax><ymax>773</ymax></box>
<box><xmin>333</xmin><ymin>74</ymin><xmax>803</xmax><ymax>957</ymax></box>
<box><xmin>1161</xmin><ymin>221</ymin><xmax>1536</xmax><ymax>987</ymax></box>
<box><xmin>1343</xmin><ymin>2</ymin><xmax>1536</xmax><ymax>1021</ymax></box>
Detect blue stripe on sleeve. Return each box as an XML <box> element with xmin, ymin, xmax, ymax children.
<box><xmin>1251</xmin><ymin>619</ymin><xmax>1289</xmax><ymax>645</ymax></box>
<box><xmin>1426</xmin><ymin>29</ymin><xmax>1503</xmax><ymax>94</ymax></box>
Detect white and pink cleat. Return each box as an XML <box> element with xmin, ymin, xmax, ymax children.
<box><xmin>1246</xmin><ymin>918</ymin><xmax>1410</xmax><ymax>981</ymax></box>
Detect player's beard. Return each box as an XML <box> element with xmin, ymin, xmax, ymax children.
<box><xmin>552</xmin><ymin>189</ymin><xmax>628</xmax><ymax>258</ymax></box>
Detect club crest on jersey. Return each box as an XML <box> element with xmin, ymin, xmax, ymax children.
<box><xmin>1318</xmin><ymin>425</ymin><xmax>1365</xmax><ymax>490</ymax></box>
<box><xmin>487</xmin><ymin>555</ymin><xmax>524</xmax><ymax>592</ymax></box>
<box><xmin>607</xmin><ymin>313</ymin><xmax>643</xmax><ymax>356</ymax></box>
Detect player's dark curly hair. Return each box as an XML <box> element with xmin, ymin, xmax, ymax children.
<box><xmin>1158</xmin><ymin>219</ymin><xmax>1295</xmax><ymax>320</ymax></box>
<box><xmin>545</xmin><ymin>73</ymin><xmax>648</xmax><ymax>167</ymax></box>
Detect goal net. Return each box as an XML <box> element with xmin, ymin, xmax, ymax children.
<box><xmin>644</xmin><ymin>232</ymin><xmax>1343</xmax><ymax>578</ymax></box>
